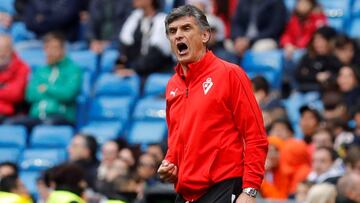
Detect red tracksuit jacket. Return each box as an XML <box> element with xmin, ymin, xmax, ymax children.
<box><xmin>165</xmin><ymin>51</ymin><xmax>268</xmax><ymax>201</ymax></box>
<box><xmin>0</xmin><ymin>54</ymin><xmax>30</xmax><ymax>116</ymax></box>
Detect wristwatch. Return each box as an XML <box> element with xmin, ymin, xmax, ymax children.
<box><xmin>243</xmin><ymin>187</ymin><xmax>258</xmax><ymax>198</ymax></box>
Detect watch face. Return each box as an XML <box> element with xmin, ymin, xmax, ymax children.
<box><xmin>244</xmin><ymin>188</ymin><xmax>257</xmax><ymax>197</ymax></box>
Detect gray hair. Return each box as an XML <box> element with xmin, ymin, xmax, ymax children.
<box><xmin>165</xmin><ymin>4</ymin><xmax>210</xmax><ymax>35</ymax></box>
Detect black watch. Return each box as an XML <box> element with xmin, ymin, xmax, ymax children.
<box><xmin>243</xmin><ymin>187</ymin><xmax>258</xmax><ymax>198</ymax></box>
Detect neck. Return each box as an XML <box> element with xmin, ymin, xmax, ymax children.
<box><xmin>143</xmin><ymin>7</ymin><xmax>156</xmax><ymax>17</ymax></box>
<box><xmin>180</xmin><ymin>49</ymin><xmax>207</xmax><ymax>77</ymax></box>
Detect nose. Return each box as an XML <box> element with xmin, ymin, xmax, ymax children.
<box><xmin>174</xmin><ymin>30</ymin><xmax>184</xmax><ymax>41</ymax></box>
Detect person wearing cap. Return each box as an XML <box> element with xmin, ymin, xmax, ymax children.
<box><xmin>157</xmin><ymin>5</ymin><xmax>268</xmax><ymax>203</ymax></box>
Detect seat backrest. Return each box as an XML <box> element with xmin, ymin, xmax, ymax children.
<box><xmin>19</xmin><ymin>148</ymin><xmax>67</xmax><ymax>171</ymax></box>
<box><xmin>0</xmin><ymin>125</ymin><xmax>27</xmax><ymax>149</ymax></box>
<box><xmin>30</xmin><ymin>125</ymin><xmax>73</xmax><ymax>148</ymax></box>
<box><xmin>128</xmin><ymin>121</ymin><xmax>167</xmax><ymax>145</ymax></box>
<box><xmin>143</xmin><ymin>73</ymin><xmax>172</xmax><ymax>98</ymax></box>
<box><xmin>95</xmin><ymin>73</ymin><xmax>140</xmax><ymax>97</ymax></box>
<box><xmin>89</xmin><ymin>96</ymin><xmax>134</xmax><ymax>122</ymax></box>
<box><xmin>81</xmin><ymin>121</ymin><xmax>123</xmax><ymax>145</ymax></box>
<box><xmin>133</xmin><ymin>98</ymin><xmax>166</xmax><ymax>121</ymax></box>
<box><xmin>0</xmin><ymin>147</ymin><xmax>21</xmax><ymax>163</ymax></box>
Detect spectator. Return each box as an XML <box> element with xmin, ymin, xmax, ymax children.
<box><xmin>326</xmin><ymin>118</ymin><xmax>355</xmax><ymax>153</ymax></box>
<box><xmin>0</xmin><ymin>162</ymin><xmax>18</xmax><ymax>179</ymax></box>
<box><xmin>261</xmin><ymin>136</ymin><xmax>289</xmax><ymax>200</ymax></box>
<box><xmin>307</xmin><ymin>147</ymin><xmax>344</xmax><ymax>184</ymax></box>
<box><xmin>280</xmin><ymin>139</ymin><xmax>311</xmax><ymax>195</ymax></box>
<box><xmin>88</xmin><ymin>0</ymin><xmax>133</xmax><ymax>53</ymax></box>
<box><xmin>133</xmin><ymin>153</ymin><xmax>159</xmax><ymax>200</ymax></box>
<box><xmin>0</xmin><ymin>175</ymin><xmax>32</xmax><ymax>203</ymax></box>
<box><xmin>146</xmin><ymin>143</ymin><xmax>165</xmax><ymax>165</ymax></box>
<box><xmin>299</xmin><ymin>105</ymin><xmax>322</xmax><ymax>144</ymax></box>
<box><xmin>212</xmin><ymin>0</ymin><xmax>238</xmax><ymax>38</ymax></box>
<box><xmin>118</xmin><ymin>0</ymin><xmax>173</xmax><ymax>78</ymax></box>
<box><xmin>333</xmin><ymin>34</ymin><xmax>360</xmax><ymax>66</ymax></box>
<box><xmin>280</xmin><ymin>0</ymin><xmax>327</xmax><ymax>59</ymax></box>
<box><xmin>231</xmin><ymin>0</ymin><xmax>287</xmax><ymax>57</ymax></box>
<box><xmin>189</xmin><ymin>0</ymin><xmax>237</xmax><ymax>63</ymax></box>
<box><xmin>22</xmin><ymin>0</ymin><xmax>82</xmax><ymax>41</ymax></box>
<box><xmin>68</xmin><ymin>133</ymin><xmax>99</xmax><ymax>189</ymax></box>
<box><xmin>353</xmin><ymin>106</ymin><xmax>360</xmax><ymax>136</ymax></box>
<box><xmin>295</xmin><ymin>26</ymin><xmax>341</xmax><ymax>92</ymax></box>
<box><xmin>0</xmin><ymin>34</ymin><xmax>30</xmax><ymax>122</ymax></box>
<box><xmin>119</xmin><ymin>147</ymin><xmax>141</xmax><ymax>171</ymax></box>
<box><xmin>95</xmin><ymin>158</ymin><xmax>129</xmax><ymax>199</ymax></box>
<box><xmin>336</xmin><ymin>65</ymin><xmax>360</xmax><ymax>114</ymax></box>
<box><xmin>336</xmin><ymin>172</ymin><xmax>360</xmax><ymax>203</ymax></box>
<box><xmin>344</xmin><ymin>145</ymin><xmax>360</xmax><ymax>175</ymax></box>
<box><xmin>7</xmin><ymin>32</ymin><xmax>82</xmax><ymax>130</ymax></box>
<box><xmin>305</xmin><ymin>183</ymin><xmax>337</xmax><ymax>203</ymax></box>
<box><xmin>36</xmin><ymin>169</ymin><xmax>53</xmax><ymax>203</ymax></box>
<box><xmin>251</xmin><ymin>75</ymin><xmax>285</xmax><ymax>129</ymax></box>
<box><xmin>311</xmin><ymin>127</ymin><xmax>334</xmax><ymax>150</ymax></box>
<box><xmin>47</xmin><ymin>163</ymin><xmax>86</xmax><ymax>203</ymax></box>
<box><xmin>322</xmin><ymin>91</ymin><xmax>348</xmax><ymax>121</ymax></box>
<box><xmin>268</xmin><ymin>119</ymin><xmax>294</xmax><ymax>140</ymax></box>
<box><xmin>295</xmin><ymin>181</ymin><xmax>312</xmax><ymax>203</ymax></box>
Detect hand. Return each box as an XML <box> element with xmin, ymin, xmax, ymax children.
<box><xmin>234</xmin><ymin>37</ymin><xmax>250</xmax><ymax>56</ymax></box>
<box><xmin>284</xmin><ymin>44</ymin><xmax>296</xmax><ymax>60</ymax></box>
<box><xmin>115</xmin><ymin>68</ymin><xmax>136</xmax><ymax>77</ymax></box>
<box><xmin>90</xmin><ymin>40</ymin><xmax>105</xmax><ymax>54</ymax></box>
<box><xmin>157</xmin><ymin>160</ymin><xmax>178</xmax><ymax>183</ymax></box>
<box><xmin>38</xmin><ymin>84</ymin><xmax>47</xmax><ymax>93</ymax></box>
<box><xmin>316</xmin><ymin>71</ymin><xmax>331</xmax><ymax>83</ymax></box>
<box><xmin>235</xmin><ymin>193</ymin><xmax>256</xmax><ymax>203</ymax></box>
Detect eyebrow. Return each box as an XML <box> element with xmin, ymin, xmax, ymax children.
<box><xmin>169</xmin><ymin>22</ymin><xmax>193</xmax><ymax>29</ymax></box>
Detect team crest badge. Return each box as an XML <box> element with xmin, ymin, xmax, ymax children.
<box><xmin>202</xmin><ymin>78</ymin><xmax>213</xmax><ymax>95</ymax></box>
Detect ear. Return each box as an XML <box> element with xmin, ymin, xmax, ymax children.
<box><xmin>202</xmin><ymin>30</ymin><xmax>211</xmax><ymax>44</ymax></box>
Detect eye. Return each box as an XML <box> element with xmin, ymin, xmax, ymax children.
<box><xmin>184</xmin><ymin>25</ymin><xmax>191</xmax><ymax>31</ymax></box>
<box><xmin>169</xmin><ymin>28</ymin><xmax>176</xmax><ymax>34</ymax></box>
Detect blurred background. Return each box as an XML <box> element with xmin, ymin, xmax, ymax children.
<box><xmin>0</xmin><ymin>0</ymin><xmax>360</xmax><ymax>202</ymax></box>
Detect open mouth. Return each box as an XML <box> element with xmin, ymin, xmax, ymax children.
<box><xmin>176</xmin><ymin>42</ymin><xmax>188</xmax><ymax>55</ymax></box>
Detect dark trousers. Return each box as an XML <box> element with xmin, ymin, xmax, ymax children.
<box><xmin>175</xmin><ymin>178</ymin><xmax>243</xmax><ymax>203</ymax></box>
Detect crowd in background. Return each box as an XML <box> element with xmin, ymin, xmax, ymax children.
<box><xmin>0</xmin><ymin>0</ymin><xmax>360</xmax><ymax>202</ymax></box>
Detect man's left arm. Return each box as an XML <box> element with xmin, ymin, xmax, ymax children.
<box><xmin>229</xmin><ymin>68</ymin><xmax>269</xmax><ymax>192</ymax></box>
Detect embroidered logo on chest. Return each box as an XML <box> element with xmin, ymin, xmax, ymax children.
<box><xmin>202</xmin><ymin>78</ymin><xmax>213</xmax><ymax>95</ymax></box>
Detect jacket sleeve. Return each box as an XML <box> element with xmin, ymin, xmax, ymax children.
<box><xmin>0</xmin><ymin>63</ymin><xmax>29</xmax><ymax>103</ymax></box>
<box><xmin>229</xmin><ymin>67</ymin><xmax>268</xmax><ymax>190</ymax></box>
<box><xmin>26</xmin><ymin>69</ymin><xmax>47</xmax><ymax>103</ymax></box>
<box><xmin>45</xmin><ymin>66</ymin><xmax>82</xmax><ymax>102</ymax></box>
<box><xmin>280</xmin><ymin>17</ymin><xmax>295</xmax><ymax>47</ymax></box>
<box><xmin>164</xmin><ymin>97</ymin><xmax>176</xmax><ymax>164</ymax></box>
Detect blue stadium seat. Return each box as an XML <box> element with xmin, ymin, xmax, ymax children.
<box><xmin>19</xmin><ymin>148</ymin><xmax>67</xmax><ymax>171</ymax></box>
<box><xmin>89</xmin><ymin>96</ymin><xmax>134</xmax><ymax>122</ymax></box>
<box><xmin>101</xmin><ymin>49</ymin><xmax>119</xmax><ymax>72</ymax></box>
<box><xmin>81</xmin><ymin>121</ymin><xmax>123</xmax><ymax>145</ymax></box>
<box><xmin>0</xmin><ymin>0</ymin><xmax>14</xmax><ymax>14</ymax></box>
<box><xmin>133</xmin><ymin>97</ymin><xmax>166</xmax><ymax>121</ymax></box>
<box><xmin>318</xmin><ymin>0</ymin><xmax>351</xmax><ymax>31</ymax></box>
<box><xmin>283</xmin><ymin>0</ymin><xmax>296</xmax><ymax>12</ymax></box>
<box><xmin>0</xmin><ymin>125</ymin><xmax>27</xmax><ymax>149</ymax></box>
<box><xmin>69</xmin><ymin>50</ymin><xmax>98</xmax><ymax>73</ymax></box>
<box><xmin>18</xmin><ymin>48</ymin><xmax>45</xmax><ymax>70</ymax></box>
<box><xmin>128</xmin><ymin>121</ymin><xmax>167</xmax><ymax>144</ymax></box>
<box><xmin>20</xmin><ymin>171</ymin><xmax>39</xmax><ymax>197</ymax></box>
<box><xmin>144</xmin><ymin>73</ymin><xmax>172</xmax><ymax>98</ymax></box>
<box><xmin>30</xmin><ymin>125</ymin><xmax>73</xmax><ymax>149</ymax></box>
<box><xmin>95</xmin><ymin>73</ymin><xmax>141</xmax><ymax>97</ymax></box>
<box><xmin>347</xmin><ymin>17</ymin><xmax>360</xmax><ymax>38</ymax></box>
<box><xmin>241</xmin><ymin>50</ymin><xmax>283</xmax><ymax>89</ymax></box>
<box><xmin>0</xmin><ymin>147</ymin><xmax>21</xmax><ymax>163</ymax></box>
